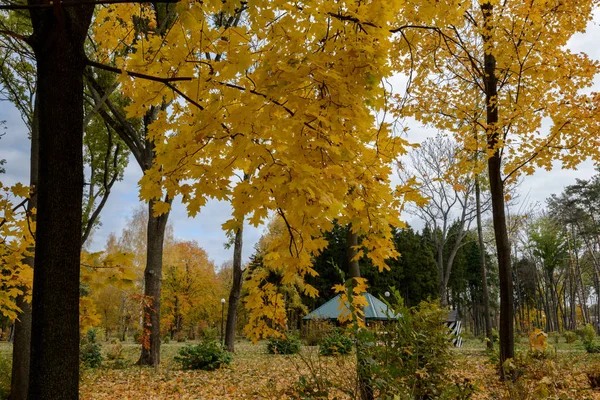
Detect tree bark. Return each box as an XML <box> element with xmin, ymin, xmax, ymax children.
<box><xmin>346</xmin><ymin>224</ymin><xmax>373</xmax><ymax>400</ymax></box>
<box><xmin>10</xmin><ymin>95</ymin><xmax>38</xmax><ymax>400</ymax></box>
<box><xmin>481</xmin><ymin>1</ymin><xmax>514</xmax><ymax>374</ymax></box>
<box><xmin>347</xmin><ymin>227</ymin><xmax>361</xmax><ymax>280</ymax></box>
<box><xmin>476</xmin><ymin>179</ymin><xmax>493</xmax><ymax>350</ymax></box>
<box><xmin>225</xmin><ymin>224</ymin><xmax>244</xmax><ymax>352</ymax></box>
<box><xmin>137</xmin><ymin>198</ymin><xmax>170</xmax><ymax>367</ymax></box>
<box><xmin>27</xmin><ymin>2</ymin><xmax>94</xmax><ymax>397</ymax></box>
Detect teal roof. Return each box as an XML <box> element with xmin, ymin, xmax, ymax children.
<box><xmin>303</xmin><ymin>293</ymin><xmax>399</xmax><ymax>321</ymax></box>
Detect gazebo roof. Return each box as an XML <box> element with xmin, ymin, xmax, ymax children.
<box><xmin>302</xmin><ymin>293</ymin><xmax>399</xmax><ymax>321</ymax></box>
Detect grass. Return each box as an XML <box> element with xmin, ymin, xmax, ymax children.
<box><xmin>1</xmin><ymin>333</ymin><xmax>600</xmax><ymax>399</ymax></box>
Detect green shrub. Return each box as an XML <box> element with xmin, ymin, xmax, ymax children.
<box><xmin>86</xmin><ymin>328</ymin><xmax>98</xmax><ymax>343</ymax></box>
<box><xmin>563</xmin><ymin>331</ymin><xmax>577</xmax><ymax>344</ymax></box>
<box><xmin>80</xmin><ymin>343</ymin><xmax>103</xmax><ymax>368</ymax></box>
<box><xmin>364</xmin><ymin>294</ymin><xmax>459</xmax><ymax>399</ymax></box>
<box><xmin>583</xmin><ymin>323</ymin><xmax>596</xmax><ymax>344</ymax></box>
<box><xmin>175</xmin><ymin>341</ymin><xmax>232</xmax><ymax>370</ymax></box>
<box><xmin>584</xmin><ymin>341</ymin><xmax>600</xmax><ymax>353</ymax></box>
<box><xmin>319</xmin><ymin>329</ymin><xmax>353</xmax><ymax>356</ymax></box>
<box><xmin>108</xmin><ymin>359</ymin><xmax>130</xmax><ymax>370</ymax></box>
<box><xmin>162</xmin><ymin>334</ymin><xmax>171</xmax><ymax>344</ymax></box>
<box><xmin>491</xmin><ymin>328</ymin><xmax>499</xmax><ymax>344</ymax></box>
<box><xmin>199</xmin><ymin>326</ymin><xmax>218</xmax><ymax>341</ymax></box>
<box><xmin>0</xmin><ymin>354</ymin><xmax>11</xmax><ymax>400</ymax></box>
<box><xmin>267</xmin><ymin>336</ymin><xmax>301</xmax><ymax>355</ymax></box>
<box><xmin>548</xmin><ymin>331</ymin><xmax>560</xmax><ymax>345</ymax></box>
<box><xmin>301</xmin><ymin>319</ymin><xmax>334</xmax><ymax>346</ymax></box>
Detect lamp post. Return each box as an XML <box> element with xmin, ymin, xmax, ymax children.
<box><xmin>221</xmin><ymin>298</ymin><xmax>226</xmax><ymax>347</ymax></box>
<box><xmin>384</xmin><ymin>291</ymin><xmax>390</xmax><ymax>320</ymax></box>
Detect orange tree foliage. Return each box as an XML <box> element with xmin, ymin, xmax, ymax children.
<box><xmin>91</xmin><ymin>0</ymin><xmax>447</xmax><ymax>340</ymax></box>
<box><xmin>0</xmin><ymin>182</ymin><xmax>34</xmax><ymax>320</ymax></box>
<box><xmin>161</xmin><ymin>240</ymin><xmax>223</xmax><ymax>337</ymax></box>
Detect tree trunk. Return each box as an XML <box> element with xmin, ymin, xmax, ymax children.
<box><xmin>437</xmin><ymin>245</ymin><xmax>448</xmax><ymax>307</ymax></box>
<box><xmin>27</xmin><ymin>2</ymin><xmax>94</xmax><ymax>397</ymax></box>
<box><xmin>347</xmin><ymin>227</ymin><xmax>361</xmax><ymax>280</ymax></box>
<box><xmin>476</xmin><ymin>180</ymin><xmax>493</xmax><ymax>349</ymax></box>
<box><xmin>11</xmin><ymin>96</ymin><xmax>38</xmax><ymax>400</ymax></box>
<box><xmin>481</xmin><ymin>1</ymin><xmax>514</xmax><ymax>374</ymax></box>
<box><xmin>137</xmin><ymin>198</ymin><xmax>170</xmax><ymax>367</ymax></box>
<box><xmin>346</xmin><ymin>224</ymin><xmax>373</xmax><ymax>400</ymax></box>
<box><xmin>225</xmin><ymin>224</ymin><xmax>244</xmax><ymax>352</ymax></box>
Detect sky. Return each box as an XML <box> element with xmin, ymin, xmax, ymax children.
<box><xmin>1</xmin><ymin>10</ymin><xmax>599</xmax><ymax>267</ymax></box>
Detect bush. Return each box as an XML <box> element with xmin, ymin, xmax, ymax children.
<box><xmin>162</xmin><ymin>334</ymin><xmax>171</xmax><ymax>344</ymax></box>
<box><xmin>132</xmin><ymin>330</ymin><xmax>142</xmax><ymax>343</ymax></box>
<box><xmin>0</xmin><ymin>354</ymin><xmax>11</xmax><ymax>400</ymax></box>
<box><xmin>301</xmin><ymin>319</ymin><xmax>334</xmax><ymax>346</ymax></box>
<box><xmin>583</xmin><ymin>323</ymin><xmax>596</xmax><ymax>344</ymax></box>
<box><xmin>174</xmin><ymin>331</ymin><xmax>187</xmax><ymax>342</ymax></box>
<box><xmin>364</xmin><ymin>295</ymin><xmax>459</xmax><ymax>399</ymax></box>
<box><xmin>86</xmin><ymin>327</ymin><xmax>98</xmax><ymax>343</ymax></box>
<box><xmin>80</xmin><ymin>343</ymin><xmax>103</xmax><ymax>368</ymax></box>
<box><xmin>267</xmin><ymin>336</ymin><xmax>301</xmax><ymax>355</ymax></box>
<box><xmin>199</xmin><ymin>326</ymin><xmax>218</xmax><ymax>341</ymax></box>
<box><xmin>528</xmin><ymin>329</ymin><xmax>554</xmax><ymax>359</ymax></box>
<box><xmin>175</xmin><ymin>341</ymin><xmax>232</xmax><ymax>370</ymax></box>
<box><xmin>106</xmin><ymin>342</ymin><xmax>123</xmax><ymax>361</ymax></box>
<box><xmin>491</xmin><ymin>328</ymin><xmax>499</xmax><ymax>344</ymax></box>
<box><xmin>584</xmin><ymin>341</ymin><xmax>600</xmax><ymax>353</ymax></box>
<box><xmin>319</xmin><ymin>329</ymin><xmax>353</xmax><ymax>356</ymax></box>
<box><xmin>548</xmin><ymin>331</ymin><xmax>560</xmax><ymax>345</ymax></box>
<box><xmin>564</xmin><ymin>331</ymin><xmax>577</xmax><ymax>344</ymax></box>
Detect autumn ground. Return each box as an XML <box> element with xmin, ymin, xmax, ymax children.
<box><xmin>2</xmin><ymin>337</ymin><xmax>600</xmax><ymax>399</ymax></box>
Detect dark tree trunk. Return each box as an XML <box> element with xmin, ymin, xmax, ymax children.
<box><xmin>476</xmin><ymin>179</ymin><xmax>493</xmax><ymax>349</ymax></box>
<box><xmin>10</xmin><ymin>97</ymin><xmax>38</xmax><ymax>400</ymax></box>
<box><xmin>27</xmin><ymin>2</ymin><xmax>94</xmax><ymax>397</ymax></box>
<box><xmin>347</xmin><ymin>227</ymin><xmax>361</xmax><ymax>280</ymax></box>
<box><xmin>225</xmin><ymin>224</ymin><xmax>244</xmax><ymax>352</ymax></box>
<box><xmin>11</xmin><ymin>299</ymin><xmax>32</xmax><ymax>400</ymax></box>
<box><xmin>346</xmin><ymin>224</ymin><xmax>373</xmax><ymax>400</ymax></box>
<box><xmin>481</xmin><ymin>1</ymin><xmax>514</xmax><ymax>374</ymax></box>
<box><xmin>138</xmin><ymin>198</ymin><xmax>170</xmax><ymax>367</ymax></box>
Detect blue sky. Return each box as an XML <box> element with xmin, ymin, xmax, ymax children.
<box><xmin>1</xmin><ymin>10</ymin><xmax>599</xmax><ymax>266</ymax></box>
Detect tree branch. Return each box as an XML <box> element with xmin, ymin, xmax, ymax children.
<box><xmin>86</xmin><ymin>59</ymin><xmax>192</xmax><ymax>83</ymax></box>
<box><xmin>0</xmin><ymin>29</ymin><xmax>31</xmax><ymax>43</ymax></box>
<box><xmin>0</xmin><ymin>0</ymin><xmax>179</xmax><ymax>10</ymax></box>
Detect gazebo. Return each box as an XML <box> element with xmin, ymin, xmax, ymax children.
<box><xmin>302</xmin><ymin>293</ymin><xmax>399</xmax><ymax>322</ymax></box>
<box><xmin>303</xmin><ymin>294</ymin><xmax>462</xmax><ymax>347</ymax></box>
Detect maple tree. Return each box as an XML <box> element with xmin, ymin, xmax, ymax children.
<box><xmin>91</xmin><ymin>0</ymin><xmax>446</xmax><ymax>342</ymax></box>
<box><xmin>0</xmin><ymin>183</ymin><xmax>34</xmax><ymax>321</ymax></box>
<box><xmin>393</xmin><ymin>0</ymin><xmax>600</xmax><ymax>370</ymax></box>
<box><xmin>224</xmin><ymin>171</ymin><xmax>251</xmax><ymax>352</ymax></box>
<box><xmin>161</xmin><ymin>240</ymin><xmax>221</xmax><ymax>339</ymax></box>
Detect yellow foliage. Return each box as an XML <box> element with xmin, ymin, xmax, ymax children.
<box><xmin>395</xmin><ymin>0</ymin><xmax>600</xmax><ymax>181</ymax></box>
<box><xmin>0</xmin><ymin>182</ymin><xmax>34</xmax><ymax>320</ymax></box>
<box><xmin>529</xmin><ymin>328</ymin><xmax>548</xmax><ymax>353</ymax></box>
<box><xmin>160</xmin><ymin>240</ymin><xmax>223</xmax><ymax>336</ymax></box>
<box><xmin>333</xmin><ymin>277</ymin><xmax>368</xmax><ymax>327</ymax></box>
